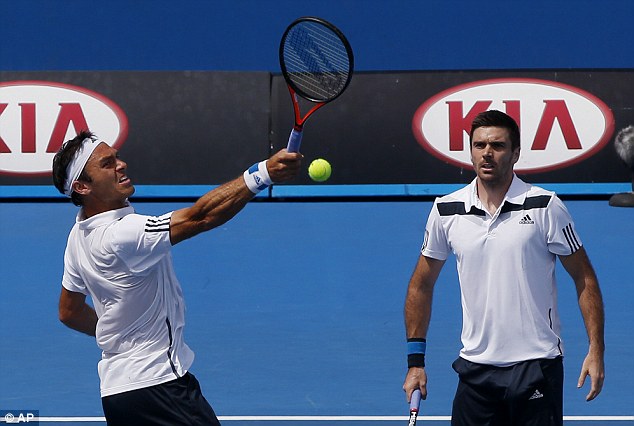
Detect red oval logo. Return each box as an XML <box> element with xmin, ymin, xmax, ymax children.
<box><xmin>0</xmin><ymin>81</ymin><xmax>128</xmax><ymax>176</ymax></box>
<box><xmin>412</xmin><ymin>78</ymin><xmax>615</xmax><ymax>173</ymax></box>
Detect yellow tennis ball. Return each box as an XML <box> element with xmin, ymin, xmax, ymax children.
<box><xmin>308</xmin><ymin>158</ymin><xmax>332</xmax><ymax>182</ymax></box>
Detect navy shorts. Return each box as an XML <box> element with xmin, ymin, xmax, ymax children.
<box><xmin>451</xmin><ymin>356</ymin><xmax>563</xmax><ymax>426</ymax></box>
<box><xmin>102</xmin><ymin>372</ymin><xmax>221</xmax><ymax>426</ymax></box>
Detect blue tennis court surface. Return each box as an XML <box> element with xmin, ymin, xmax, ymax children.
<box><xmin>1</xmin><ymin>200</ymin><xmax>632</xmax><ymax>424</ymax></box>
<box><xmin>7</xmin><ymin>418</ymin><xmax>633</xmax><ymax>425</ymax></box>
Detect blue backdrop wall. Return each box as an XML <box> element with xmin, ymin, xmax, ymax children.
<box><xmin>2</xmin><ymin>0</ymin><xmax>633</xmax><ymax>72</ymax></box>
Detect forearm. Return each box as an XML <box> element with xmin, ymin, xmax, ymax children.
<box><xmin>404</xmin><ymin>256</ymin><xmax>441</xmax><ymax>339</ymax></box>
<box><xmin>564</xmin><ymin>248</ymin><xmax>605</xmax><ymax>353</ymax></box>
<box><xmin>576</xmin><ymin>275</ymin><xmax>606</xmax><ymax>401</ymax></box>
<box><xmin>577</xmin><ymin>275</ymin><xmax>605</xmax><ymax>353</ymax></box>
<box><xmin>170</xmin><ymin>150</ymin><xmax>301</xmax><ymax>245</ymax></box>
<box><xmin>170</xmin><ymin>176</ymin><xmax>254</xmax><ymax>244</ymax></box>
<box><xmin>189</xmin><ymin>177</ymin><xmax>254</xmax><ymax>229</ymax></box>
<box><xmin>403</xmin><ymin>278</ymin><xmax>432</xmax><ymax>397</ymax></box>
<box><xmin>59</xmin><ymin>303</ymin><xmax>97</xmax><ymax>336</ymax></box>
<box><xmin>404</xmin><ymin>282</ymin><xmax>433</xmax><ymax>339</ymax></box>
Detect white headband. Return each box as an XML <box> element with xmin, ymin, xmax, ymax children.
<box><xmin>63</xmin><ymin>137</ymin><xmax>104</xmax><ymax>196</ymax></box>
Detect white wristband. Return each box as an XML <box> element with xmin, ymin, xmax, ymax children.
<box><xmin>243</xmin><ymin>160</ymin><xmax>273</xmax><ymax>194</ymax></box>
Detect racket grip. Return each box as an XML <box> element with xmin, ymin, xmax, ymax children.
<box><xmin>286</xmin><ymin>128</ymin><xmax>303</xmax><ymax>153</ymax></box>
<box><xmin>410</xmin><ymin>389</ymin><xmax>421</xmax><ymax>411</ymax></box>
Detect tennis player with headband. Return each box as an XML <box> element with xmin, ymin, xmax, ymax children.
<box><xmin>52</xmin><ymin>130</ymin><xmax>301</xmax><ymax>425</ymax></box>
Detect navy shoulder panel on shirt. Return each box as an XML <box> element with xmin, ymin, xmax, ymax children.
<box><xmin>500</xmin><ymin>195</ymin><xmax>552</xmax><ymax>214</ymax></box>
<box><xmin>437</xmin><ymin>202</ymin><xmax>486</xmax><ymax>217</ymax></box>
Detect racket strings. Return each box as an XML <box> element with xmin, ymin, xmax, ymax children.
<box><xmin>283</xmin><ymin>22</ymin><xmax>351</xmax><ymax>101</ymax></box>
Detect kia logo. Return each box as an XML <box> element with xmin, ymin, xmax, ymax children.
<box><xmin>0</xmin><ymin>81</ymin><xmax>128</xmax><ymax>176</ymax></box>
<box><xmin>412</xmin><ymin>78</ymin><xmax>615</xmax><ymax>173</ymax></box>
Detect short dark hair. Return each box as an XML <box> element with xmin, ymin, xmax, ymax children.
<box><xmin>469</xmin><ymin>110</ymin><xmax>520</xmax><ymax>150</ymax></box>
<box><xmin>52</xmin><ymin>130</ymin><xmax>95</xmax><ymax>206</ymax></box>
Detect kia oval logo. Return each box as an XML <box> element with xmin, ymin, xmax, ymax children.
<box><xmin>412</xmin><ymin>78</ymin><xmax>615</xmax><ymax>173</ymax></box>
<box><xmin>0</xmin><ymin>81</ymin><xmax>129</xmax><ymax>176</ymax></box>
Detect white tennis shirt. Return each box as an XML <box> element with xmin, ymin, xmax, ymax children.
<box><xmin>61</xmin><ymin>205</ymin><xmax>194</xmax><ymax>397</ymax></box>
<box><xmin>422</xmin><ymin>175</ymin><xmax>582</xmax><ymax>366</ymax></box>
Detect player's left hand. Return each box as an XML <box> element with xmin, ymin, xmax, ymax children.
<box><xmin>577</xmin><ymin>349</ymin><xmax>605</xmax><ymax>401</ymax></box>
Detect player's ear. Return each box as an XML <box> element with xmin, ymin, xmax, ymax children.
<box><xmin>72</xmin><ymin>180</ymin><xmax>91</xmax><ymax>196</ymax></box>
<box><xmin>512</xmin><ymin>147</ymin><xmax>520</xmax><ymax>164</ymax></box>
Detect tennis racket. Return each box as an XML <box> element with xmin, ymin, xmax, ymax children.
<box><xmin>279</xmin><ymin>16</ymin><xmax>354</xmax><ymax>153</ymax></box>
<box><xmin>408</xmin><ymin>389</ymin><xmax>421</xmax><ymax>426</ymax></box>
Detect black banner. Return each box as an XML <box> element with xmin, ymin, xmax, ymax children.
<box><xmin>272</xmin><ymin>70</ymin><xmax>633</xmax><ymax>185</ymax></box>
<box><xmin>1</xmin><ymin>70</ymin><xmax>632</xmax><ymax>189</ymax></box>
<box><xmin>0</xmin><ymin>71</ymin><xmax>271</xmax><ymax>186</ymax></box>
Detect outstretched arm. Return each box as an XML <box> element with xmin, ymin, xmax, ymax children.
<box><xmin>169</xmin><ymin>149</ymin><xmax>301</xmax><ymax>245</ymax></box>
<box><xmin>403</xmin><ymin>255</ymin><xmax>445</xmax><ymax>402</ymax></box>
<box><xmin>559</xmin><ymin>247</ymin><xmax>605</xmax><ymax>401</ymax></box>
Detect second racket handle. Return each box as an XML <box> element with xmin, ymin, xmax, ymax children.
<box><xmin>410</xmin><ymin>389</ymin><xmax>421</xmax><ymax>411</ymax></box>
<box><xmin>286</xmin><ymin>128</ymin><xmax>303</xmax><ymax>153</ymax></box>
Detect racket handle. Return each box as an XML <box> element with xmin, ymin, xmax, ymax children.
<box><xmin>286</xmin><ymin>128</ymin><xmax>303</xmax><ymax>153</ymax></box>
<box><xmin>410</xmin><ymin>389</ymin><xmax>421</xmax><ymax>411</ymax></box>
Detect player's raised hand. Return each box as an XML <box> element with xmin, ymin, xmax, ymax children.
<box><xmin>267</xmin><ymin>149</ymin><xmax>302</xmax><ymax>182</ymax></box>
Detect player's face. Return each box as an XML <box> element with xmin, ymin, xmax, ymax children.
<box><xmin>79</xmin><ymin>143</ymin><xmax>134</xmax><ymax>210</ymax></box>
<box><xmin>470</xmin><ymin>126</ymin><xmax>519</xmax><ymax>186</ymax></box>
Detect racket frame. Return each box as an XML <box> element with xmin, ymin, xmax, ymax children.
<box><xmin>279</xmin><ymin>16</ymin><xmax>354</xmax><ymax>104</ymax></box>
<box><xmin>287</xmin><ymin>86</ymin><xmax>326</xmax><ymax>131</ymax></box>
<box><xmin>279</xmin><ymin>16</ymin><xmax>354</xmax><ymax>152</ymax></box>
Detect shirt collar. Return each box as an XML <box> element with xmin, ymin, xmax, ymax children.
<box><xmin>467</xmin><ymin>174</ymin><xmax>529</xmax><ymax>211</ymax></box>
<box><xmin>76</xmin><ymin>203</ymin><xmax>134</xmax><ymax>230</ymax></box>
<box><xmin>504</xmin><ymin>174</ymin><xmax>529</xmax><ymax>205</ymax></box>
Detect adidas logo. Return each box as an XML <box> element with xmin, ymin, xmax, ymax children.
<box><xmin>529</xmin><ymin>389</ymin><xmax>544</xmax><ymax>400</ymax></box>
<box><xmin>519</xmin><ymin>214</ymin><xmax>535</xmax><ymax>224</ymax></box>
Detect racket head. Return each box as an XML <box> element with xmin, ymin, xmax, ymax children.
<box><xmin>279</xmin><ymin>16</ymin><xmax>354</xmax><ymax>103</ymax></box>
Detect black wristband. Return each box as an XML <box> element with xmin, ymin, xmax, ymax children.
<box><xmin>408</xmin><ymin>353</ymin><xmax>426</xmax><ymax>368</ymax></box>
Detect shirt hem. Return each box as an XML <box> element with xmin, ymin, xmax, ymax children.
<box><xmin>99</xmin><ymin>370</ymin><xmax>188</xmax><ymax>398</ymax></box>
<box><xmin>459</xmin><ymin>353</ymin><xmax>562</xmax><ymax>367</ymax></box>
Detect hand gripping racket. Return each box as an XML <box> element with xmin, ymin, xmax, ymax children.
<box><xmin>279</xmin><ymin>16</ymin><xmax>354</xmax><ymax>153</ymax></box>
<box><xmin>408</xmin><ymin>389</ymin><xmax>421</xmax><ymax>426</ymax></box>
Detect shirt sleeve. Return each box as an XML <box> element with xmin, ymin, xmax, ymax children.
<box><xmin>545</xmin><ymin>195</ymin><xmax>583</xmax><ymax>256</ymax></box>
<box><xmin>61</xmin><ymin>237</ymin><xmax>88</xmax><ymax>295</ymax></box>
<box><xmin>110</xmin><ymin>212</ymin><xmax>174</xmax><ymax>273</ymax></box>
<box><xmin>421</xmin><ymin>199</ymin><xmax>450</xmax><ymax>260</ymax></box>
